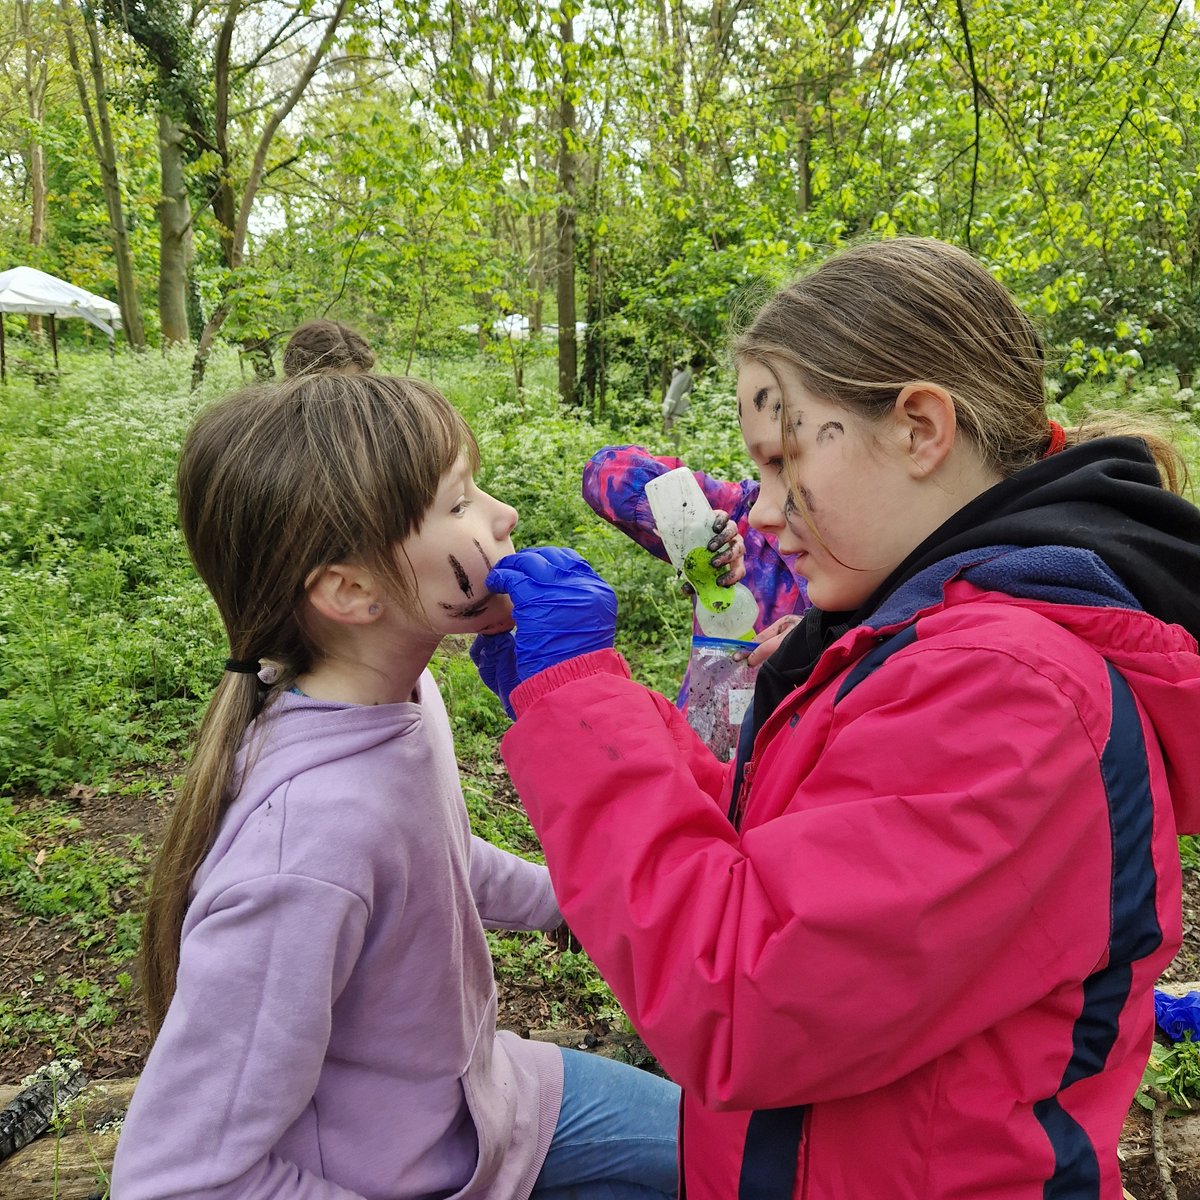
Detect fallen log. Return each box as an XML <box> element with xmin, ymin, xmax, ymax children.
<box><xmin>0</xmin><ymin>1076</ymin><xmax>134</xmax><ymax>1199</ymax></box>
<box><xmin>0</xmin><ymin>1060</ymin><xmax>88</xmax><ymax>1161</ymax></box>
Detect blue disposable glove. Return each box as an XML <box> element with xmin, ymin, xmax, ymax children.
<box><xmin>485</xmin><ymin>546</ymin><xmax>617</xmax><ymax>683</ymax></box>
<box><xmin>469</xmin><ymin>632</ymin><xmax>520</xmax><ymax>718</ymax></box>
<box><xmin>1155</xmin><ymin>988</ymin><xmax>1200</xmax><ymax>1040</ymax></box>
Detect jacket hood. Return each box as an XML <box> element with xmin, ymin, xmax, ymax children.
<box><xmin>895</xmin><ymin>544</ymin><xmax>1200</xmax><ymax>835</ymax></box>
<box><xmin>872</xmin><ymin>435</ymin><xmax>1200</xmax><ymax>639</ymax></box>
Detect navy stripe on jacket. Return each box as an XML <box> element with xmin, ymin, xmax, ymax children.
<box><xmin>1036</xmin><ymin>665</ymin><xmax>1162</xmax><ymax>1196</ymax></box>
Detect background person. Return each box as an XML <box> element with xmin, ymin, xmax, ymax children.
<box><xmin>282</xmin><ymin>317</ymin><xmax>376</xmax><ymax>376</ymax></box>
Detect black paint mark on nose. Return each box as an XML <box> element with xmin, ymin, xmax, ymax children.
<box><xmin>449</xmin><ymin>555</ymin><xmax>473</xmax><ymax>597</ymax></box>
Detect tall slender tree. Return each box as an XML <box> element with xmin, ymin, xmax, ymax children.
<box><xmin>59</xmin><ymin>0</ymin><xmax>145</xmax><ymax>349</ymax></box>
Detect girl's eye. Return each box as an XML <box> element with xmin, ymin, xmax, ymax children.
<box><xmin>451</xmin><ymin>499</ymin><xmax>470</xmax><ymax>516</ymax></box>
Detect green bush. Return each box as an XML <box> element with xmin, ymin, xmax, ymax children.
<box><xmin>1</xmin><ymin>348</ymin><xmax>1195</xmax><ymax>796</ymax></box>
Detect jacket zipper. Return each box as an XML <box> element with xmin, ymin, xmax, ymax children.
<box><xmin>733</xmin><ymin>758</ymin><xmax>757</xmax><ymax>830</ymax></box>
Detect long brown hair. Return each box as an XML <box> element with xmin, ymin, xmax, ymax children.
<box><xmin>735</xmin><ymin>237</ymin><xmax>1187</xmax><ymax>494</ymax></box>
<box><xmin>141</xmin><ymin>372</ymin><xmax>476</xmax><ymax>1035</ymax></box>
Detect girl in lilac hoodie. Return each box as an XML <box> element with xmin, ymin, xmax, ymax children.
<box><xmin>111</xmin><ymin>373</ymin><xmax>678</xmax><ymax>1200</ymax></box>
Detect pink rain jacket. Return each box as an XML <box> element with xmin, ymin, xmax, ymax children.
<box><xmin>502</xmin><ymin>557</ymin><xmax>1200</xmax><ymax>1199</ymax></box>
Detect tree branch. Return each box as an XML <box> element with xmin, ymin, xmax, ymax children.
<box><xmin>952</xmin><ymin>0</ymin><xmax>981</xmax><ymax>251</ymax></box>
<box><xmin>1077</xmin><ymin>0</ymin><xmax>1184</xmax><ymax>196</ymax></box>
<box><xmin>230</xmin><ymin>0</ymin><xmax>351</xmax><ymax>267</ymax></box>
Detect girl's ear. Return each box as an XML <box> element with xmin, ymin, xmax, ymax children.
<box><xmin>892</xmin><ymin>382</ymin><xmax>957</xmax><ymax>478</ymax></box>
<box><xmin>304</xmin><ymin>563</ymin><xmax>382</xmax><ymax>626</ymax></box>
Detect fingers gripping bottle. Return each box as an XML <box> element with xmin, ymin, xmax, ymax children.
<box><xmin>644</xmin><ymin>467</ymin><xmax>758</xmax><ymax>641</ymax></box>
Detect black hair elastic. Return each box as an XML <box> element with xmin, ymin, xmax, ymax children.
<box><xmin>224</xmin><ymin>658</ymin><xmax>262</xmax><ymax>675</ymax></box>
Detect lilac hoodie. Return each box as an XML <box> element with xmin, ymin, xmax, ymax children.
<box><xmin>112</xmin><ymin>674</ymin><xmax>564</xmax><ymax>1199</ymax></box>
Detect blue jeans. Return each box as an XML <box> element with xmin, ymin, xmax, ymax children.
<box><xmin>530</xmin><ymin>1046</ymin><xmax>680</xmax><ymax>1199</ymax></box>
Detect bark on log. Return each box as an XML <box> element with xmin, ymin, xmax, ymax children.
<box><xmin>0</xmin><ymin>1077</ymin><xmax>134</xmax><ymax>1199</ymax></box>
<box><xmin>0</xmin><ymin>1061</ymin><xmax>88</xmax><ymax>1160</ymax></box>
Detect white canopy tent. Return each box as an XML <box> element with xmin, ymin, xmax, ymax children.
<box><xmin>0</xmin><ymin>266</ymin><xmax>123</xmax><ymax>382</ymax></box>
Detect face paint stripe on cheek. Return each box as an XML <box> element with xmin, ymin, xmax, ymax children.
<box><xmin>473</xmin><ymin>539</ymin><xmax>493</xmax><ymax>573</ymax></box>
<box><xmin>440</xmin><ymin>598</ymin><xmax>490</xmax><ymax>619</ymax></box>
<box><xmin>816</xmin><ymin>421</ymin><xmax>844</xmax><ymax>445</ymax></box>
<box><xmin>449</xmin><ymin>555</ymin><xmax>473</xmax><ymax>597</ymax></box>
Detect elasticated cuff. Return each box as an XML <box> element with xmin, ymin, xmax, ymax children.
<box><xmin>509</xmin><ymin>649</ymin><xmax>631</xmax><ymax>717</ymax></box>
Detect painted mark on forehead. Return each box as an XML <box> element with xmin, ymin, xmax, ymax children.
<box><xmin>449</xmin><ymin>555</ymin><xmax>473</xmax><ymax>597</ymax></box>
<box><xmin>816</xmin><ymin>421</ymin><xmax>844</xmax><ymax>445</ymax></box>
<box><xmin>753</xmin><ymin>387</ymin><xmax>769</xmax><ymax>412</ymax></box>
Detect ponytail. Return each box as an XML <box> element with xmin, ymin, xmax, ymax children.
<box><xmin>140</xmin><ymin>669</ymin><xmax>275</xmax><ymax>1035</ymax></box>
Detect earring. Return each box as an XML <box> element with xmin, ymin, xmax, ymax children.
<box><xmin>368</xmin><ymin>603</ymin><xmax>381</xmax><ymax>615</ymax></box>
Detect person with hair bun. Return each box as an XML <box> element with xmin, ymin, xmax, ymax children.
<box><xmin>282</xmin><ymin>318</ymin><xmax>376</xmax><ymax>376</ymax></box>
<box><xmin>474</xmin><ymin>237</ymin><xmax>1200</xmax><ymax>1198</ymax></box>
<box><xmin>112</xmin><ymin>372</ymin><xmax>678</xmax><ymax>1199</ymax></box>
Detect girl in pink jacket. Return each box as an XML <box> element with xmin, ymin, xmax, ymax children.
<box><xmin>473</xmin><ymin>238</ymin><xmax>1200</xmax><ymax>1199</ymax></box>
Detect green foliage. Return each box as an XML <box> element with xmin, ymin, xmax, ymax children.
<box><xmin>1137</xmin><ymin>1034</ymin><xmax>1200</xmax><ymax>1112</ymax></box>
<box><xmin>488</xmin><ymin>932</ymin><xmax>624</xmax><ymax>1027</ymax></box>
<box><xmin>0</xmin><ymin>793</ymin><xmax>148</xmax><ymax>952</ymax></box>
<box><xmin>0</xmin><ymin>347</ymin><xmax>240</xmax><ymax>790</ymax></box>
<box><xmin>1180</xmin><ymin>837</ymin><xmax>1200</xmax><ymax>873</ymax></box>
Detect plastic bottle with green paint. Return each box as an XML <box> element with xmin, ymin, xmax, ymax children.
<box><xmin>645</xmin><ymin>467</ymin><xmax>758</xmax><ymax>641</ymax></box>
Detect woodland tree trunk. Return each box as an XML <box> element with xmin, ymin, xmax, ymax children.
<box><xmin>191</xmin><ymin>0</ymin><xmax>350</xmax><ymax>387</ymax></box>
<box><xmin>555</xmin><ymin>11</ymin><xmax>578</xmax><ymax>407</ymax></box>
<box><xmin>157</xmin><ymin>112</ymin><xmax>192</xmax><ymax>345</ymax></box>
<box><xmin>19</xmin><ymin>0</ymin><xmax>49</xmax><ymax>338</ymax></box>
<box><xmin>60</xmin><ymin>2</ymin><xmax>146</xmax><ymax>349</ymax></box>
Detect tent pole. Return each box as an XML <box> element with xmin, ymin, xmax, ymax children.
<box><xmin>1</xmin><ymin>313</ymin><xmax>6</xmax><ymax>385</ymax></box>
<box><xmin>49</xmin><ymin>314</ymin><xmax>59</xmax><ymax>369</ymax></box>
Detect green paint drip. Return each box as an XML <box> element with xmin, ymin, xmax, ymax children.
<box><xmin>683</xmin><ymin>546</ymin><xmax>735</xmax><ymax>612</ymax></box>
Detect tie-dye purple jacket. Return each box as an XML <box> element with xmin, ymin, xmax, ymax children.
<box><xmin>583</xmin><ymin>445</ymin><xmax>810</xmax><ymax>703</ymax></box>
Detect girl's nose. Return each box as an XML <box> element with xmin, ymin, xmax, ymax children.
<box><xmin>748</xmin><ymin>485</ymin><xmax>782</xmax><ymax>535</ymax></box>
<box><xmin>497</xmin><ymin>501</ymin><xmax>519</xmax><ymax>539</ymax></box>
